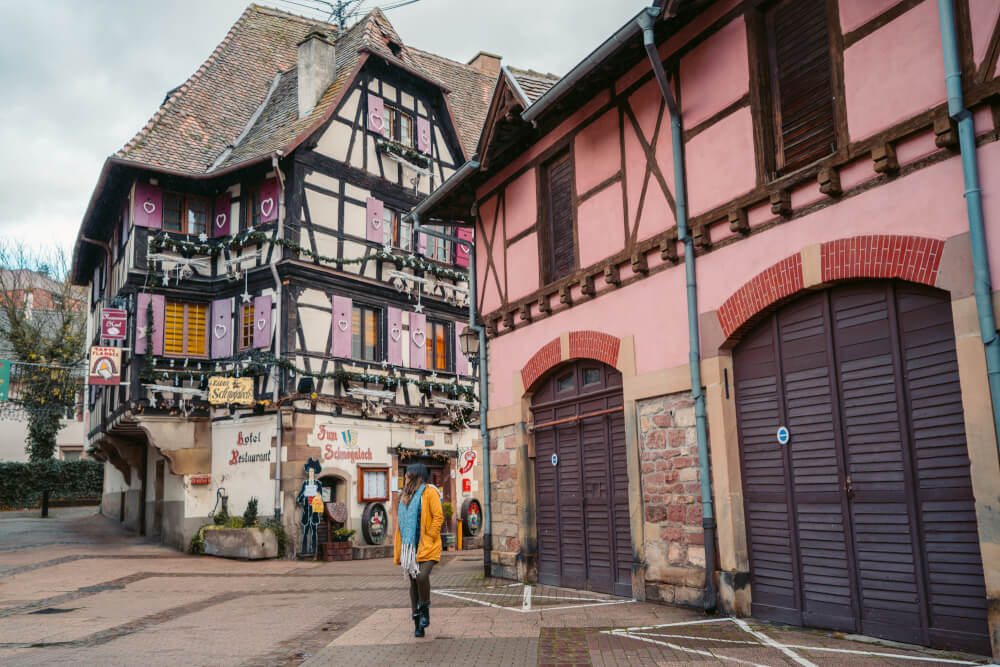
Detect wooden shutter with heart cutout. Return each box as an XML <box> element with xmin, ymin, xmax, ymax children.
<box><xmin>387</xmin><ymin>306</ymin><xmax>403</xmax><ymax>365</ymax></box>
<box><xmin>455</xmin><ymin>227</ymin><xmax>473</xmax><ymax>268</ymax></box>
<box><xmin>212</xmin><ymin>193</ymin><xmax>231</xmax><ymax>238</ymax></box>
<box><xmin>258</xmin><ymin>179</ymin><xmax>279</xmax><ymax>223</ymax></box>
<box><xmin>210</xmin><ymin>298</ymin><xmax>233</xmax><ymax>359</ymax></box>
<box><xmin>368</xmin><ymin>94</ymin><xmax>385</xmax><ymax>134</ymax></box>
<box><xmin>366</xmin><ymin>197</ymin><xmax>385</xmax><ymax>243</ymax></box>
<box><xmin>417</xmin><ymin>117</ymin><xmax>431</xmax><ymax>153</ymax></box>
<box><xmin>409</xmin><ymin>312</ymin><xmax>427</xmax><ymax>369</ymax></box>
<box><xmin>135</xmin><ymin>293</ymin><xmax>165</xmax><ymax>355</ymax></box>
<box><xmin>133</xmin><ymin>181</ymin><xmax>162</xmax><ymax>229</ymax></box>
<box><xmin>253</xmin><ymin>295</ymin><xmax>272</xmax><ymax>349</ymax></box>
<box><xmin>332</xmin><ymin>295</ymin><xmax>353</xmax><ymax>358</ymax></box>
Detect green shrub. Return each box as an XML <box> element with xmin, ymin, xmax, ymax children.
<box><xmin>224</xmin><ymin>516</ymin><xmax>245</xmax><ymax>529</ymax></box>
<box><xmin>442</xmin><ymin>501</ymin><xmax>454</xmax><ymax>520</ymax></box>
<box><xmin>243</xmin><ymin>497</ymin><xmax>258</xmax><ymax>526</ymax></box>
<box><xmin>262</xmin><ymin>518</ymin><xmax>288</xmax><ymax>557</ymax></box>
<box><xmin>212</xmin><ymin>507</ymin><xmax>229</xmax><ymax>525</ymax></box>
<box><xmin>0</xmin><ymin>459</ymin><xmax>104</xmax><ymax>510</ymax></box>
<box><xmin>331</xmin><ymin>527</ymin><xmax>355</xmax><ymax>542</ymax></box>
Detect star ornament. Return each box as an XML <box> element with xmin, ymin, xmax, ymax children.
<box><xmin>198</xmin><ymin>233</ymin><xmax>208</xmax><ymax>243</ymax></box>
<box><xmin>413</xmin><ymin>302</ymin><xmax>424</xmax><ymax>313</ymax></box>
<box><xmin>241</xmin><ymin>290</ymin><xmax>252</xmax><ymax>303</ymax></box>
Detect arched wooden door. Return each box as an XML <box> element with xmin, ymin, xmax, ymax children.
<box><xmin>531</xmin><ymin>360</ymin><xmax>633</xmax><ymax>596</ymax></box>
<box><xmin>733</xmin><ymin>282</ymin><xmax>989</xmax><ymax>654</ymax></box>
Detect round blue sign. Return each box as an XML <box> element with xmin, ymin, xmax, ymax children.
<box><xmin>551</xmin><ymin>453</ymin><xmax>558</xmax><ymax>466</ymax></box>
<box><xmin>776</xmin><ymin>426</ymin><xmax>790</xmax><ymax>445</ymax></box>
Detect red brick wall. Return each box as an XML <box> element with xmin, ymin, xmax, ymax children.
<box><xmin>717</xmin><ymin>254</ymin><xmax>803</xmax><ymax>339</ymax></box>
<box><xmin>520</xmin><ymin>331</ymin><xmax>621</xmax><ymax>391</ymax></box>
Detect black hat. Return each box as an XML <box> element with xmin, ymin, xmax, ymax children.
<box><xmin>303</xmin><ymin>457</ymin><xmax>322</xmax><ymax>474</ymax></box>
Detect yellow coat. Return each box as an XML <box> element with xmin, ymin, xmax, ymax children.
<box><xmin>393</xmin><ymin>485</ymin><xmax>444</xmax><ymax>564</ymax></box>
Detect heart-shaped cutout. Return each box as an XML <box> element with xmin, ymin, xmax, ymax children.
<box><xmin>371</xmin><ymin>215</ymin><xmax>381</xmax><ymax>229</ymax></box>
<box><xmin>412</xmin><ymin>329</ymin><xmax>426</xmax><ymax>348</ymax></box>
<box><xmin>256</xmin><ymin>318</ymin><xmax>266</xmax><ymax>330</ymax></box>
<box><xmin>215</xmin><ymin>213</ymin><xmax>226</xmax><ymax>228</ymax></box>
<box><xmin>459</xmin><ymin>245</ymin><xmax>468</xmax><ymax>254</ymax></box>
<box><xmin>260</xmin><ymin>198</ymin><xmax>274</xmax><ymax>218</ymax></box>
<box><xmin>369</xmin><ymin>111</ymin><xmax>384</xmax><ymax>132</ymax></box>
<box><xmin>390</xmin><ymin>325</ymin><xmax>401</xmax><ymax>342</ymax></box>
<box><xmin>143</xmin><ymin>200</ymin><xmax>156</xmax><ymax>214</ymax></box>
<box><xmin>214</xmin><ymin>323</ymin><xmax>227</xmax><ymax>340</ymax></box>
<box><xmin>337</xmin><ymin>319</ymin><xmax>348</xmax><ymax>332</ymax></box>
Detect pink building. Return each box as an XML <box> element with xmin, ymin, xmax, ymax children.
<box><xmin>418</xmin><ymin>0</ymin><xmax>1000</xmax><ymax>657</ymax></box>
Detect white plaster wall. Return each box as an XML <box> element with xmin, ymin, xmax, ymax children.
<box><xmin>207</xmin><ymin>416</ymin><xmax>277</xmax><ymax>518</ymax></box>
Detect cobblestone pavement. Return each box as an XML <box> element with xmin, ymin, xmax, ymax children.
<box><xmin>0</xmin><ymin>508</ymin><xmax>991</xmax><ymax>666</ymax></box>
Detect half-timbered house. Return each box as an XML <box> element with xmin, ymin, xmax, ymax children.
<box><xmin>416</xmin><ymin>0</ymin><xmax>1000</xmax><ymax>656</ymax></box>
<box><xmin>69</xmin><ymin>5</ymin><xmax>498</xmax><ymax>556</ymax></box>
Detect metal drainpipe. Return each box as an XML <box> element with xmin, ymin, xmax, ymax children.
<box><xmin>638</xmin><ymin>7</ymin><xmax>718</xmax><ymax>611</ymax></box>
<box><xmin>937</xmin><ymin>0</ymin><xmax>1000</xmax><ymax>457</ymax></box>
<box><xmin>411</xmin><ymin>213</ymin><xmax>492</xmax><ymax>577</ymax></box>
<box><xmin>271</xmin><ymin>155</ymin><xmax>285</xmax><ymax>520</ymax></box>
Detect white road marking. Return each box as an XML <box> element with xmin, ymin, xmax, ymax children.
<box><xmin>780</xmin><ymin>644</ymin><xmax>981</xmax><ymax>665</ymax></box>
<box><xmin>732</xmin><ymin>618</ymin><xmax>818</xmax><ymax>667</ymax></box>
<box><xmin>619</xmin><ymin>630</ymin><xmax>758</xmax><ymax>645</ymax></box>
<box><xmin>434</xmin><ymin>587</ymin><xmax>635</xmax><ymax>614</ymax></box>
<box><xmin>614</xmin><ymin>617</ymin><xmax>733</xmax><ymax>632</ymax></box>
<box><xmin>608</xmin><ymin>631</ymin><xmax>770</xmax><ymax>667</ymax></box>
<box><xmin>522</xmin><ymin>584</ymin><xmax>532</xmax><ymax>611</ymax></box>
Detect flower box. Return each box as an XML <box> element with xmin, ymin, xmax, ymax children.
<box><xmin>203</xmin><ymin>527</ymin><xmax>278</xmax><ymax>560</ymax></box>
<box><xmin>321</xmin><ymin>540</ymin><xmax>353</xmax><ymax>561</ymax></box>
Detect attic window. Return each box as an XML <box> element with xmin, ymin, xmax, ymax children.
<box><xmin>388</xmin><ymin>40</ymin><xmax>402</xmax><ymax>57</ymax></box>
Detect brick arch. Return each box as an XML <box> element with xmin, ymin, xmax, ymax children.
<box><xmin>716</xmin><ymin>235</ymin><xmax>945</xmax><ymax>339</ymax></box>
<box><xmin>520</xmin><ymin>330</ymin><xmax>621</xmax><ymax>392</ymax></box>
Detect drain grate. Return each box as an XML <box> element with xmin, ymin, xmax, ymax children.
<box><xmin>30</xmin><ymin>607</ymin><xmax>76</xmax><ymax>614</ymax></box>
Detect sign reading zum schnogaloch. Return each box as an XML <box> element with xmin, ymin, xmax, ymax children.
<box><xmin>208</xmin><ymin>376</ymin><xmax>254</xmax><ymax>405</ymax></box>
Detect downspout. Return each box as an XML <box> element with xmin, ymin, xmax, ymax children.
<box><xmin>937</xmin><ymin>0</ymin><xmax>1000</xmax><ymax>457</ymax></box>
<box><xmin>271</xmin><ymin>154</ymin><xmax>285</xmax><ymax>520</ymax></box>
<box><xmin>411</xmin><ymin>211</ymin><xmax>492</xmax><ymax>577</ymax></box>
<box><xmin>638</xmin><ymin>7</ymin><xmax>718</xmax><ymax>611</ymax></box>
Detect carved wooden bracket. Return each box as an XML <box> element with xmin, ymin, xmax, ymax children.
<box><xmin>518</xmin><ymin>302</ymin><xmax>532</xmax><ymax>323</ymax></box>
<box><xmin>769</xmin><ymin>189</ymin><xmax>791</xmax><ymax>216</ymax></box>
<box><xmin>537</xmin><ymin>294</ymin><xmax>552</xmax><ymax>314</ymax></box>
<box><xmin>559</xmin><ymin>285</ymin><xmax>573</xmax><ymax>306</ymax></box>
<box><xmin>604</xmin><ymin>263</ymin><xmax>621</xmax><ymax>286</ymax></box>
<box><xmin>693</xmin><ymin>224</ymin><xmax>712</xmax><ymax>249</ymax></box>
<box><xmin>581</xmin><ymin>274</ymin><xmax>596</xmax><ymax>297</ymax></box>
<box><xmin>631</xmin><ymin>251</ymin><xmax>649</xmax><ymax>274</ymax></box>
<box><xmin>502</xmin><ymin>310</ymin><xmax>515</xmax><ymax>329</ymax></box>
<box><xmin>934</xmin><ymin>115</ymin><xmax>959</xmax><ymax>150</ymax></box>
<box><xmin>872</xmin><ymin>142</ymin><xmax>899</xmax><ymax>174</ymax></box>
<box><xmin>659</xmin><ymin>237</ymin><xmax>678</xmax><ymax>262</ymax></box>
<box><xmin>728</xmin><ymin>208</ymin><xmax>749</xmax><ymax>234</ymax></box>
<box><xmin>817</xmin><ymin>168</ymin><xmax>842</xmax><ymax>197</ymax></box>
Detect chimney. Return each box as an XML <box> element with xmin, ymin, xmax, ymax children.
<box><xmin>467</xmin><ymin>51</ymin><xmax>502</xmax><ymax>76</ymax></box>
<box><xmin>298</xmin><ymin>30</ymin><xmax>336</xmax><ymax>119</ymax></box>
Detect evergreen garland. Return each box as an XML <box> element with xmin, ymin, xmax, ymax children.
<box><xmin>375</xmin><ymin>139</ymin><xmax>431</xmax><ymax>169</ymax></box>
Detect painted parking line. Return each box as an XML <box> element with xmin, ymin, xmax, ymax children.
<box><xmin>434</xmin><ymin>582</ymin><xmax>636</xmax><ymax>614</ymax></box>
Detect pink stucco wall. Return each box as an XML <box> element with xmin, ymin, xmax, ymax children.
<box><xmin>679</xmin><ymin>17</ymin><xmax>748</xmax><ymax>128</ymax></box>
<box><xmin>844</xmin><ymin>1</ymin><xmax>946</xmax><ymax>141</ymax></box>
<box><xmin>574</xmin><ymin>108</ymin><xmax>621</xmax><ymax>195</ymax></box>
<box><xmin>504</xmin><ymin>169</ymin><xmax>537</xmax><ymax>240</ymax></box>
<box><xmin>838</xmin><ymin>0</ymin><xmax>899</xmax><ymax>34</ymax></box>
<box><xmin>971</xmin><ymin>0</ymin><xmax>1000</xmax><ymax>67</ymax></box>
<box><xmin>686</xmin><ymin>107</ymin><xmax>756</xmax><ymax>216</ymax></box>
<box><xmin>577</xmin><ymin>182</ymin><xmax>625</xmax><ymax>269</ymax></box>
<box><xmin>506</xmin><ymin>233</ymin><xmax>539</xmax><ymax>303</ymax></box>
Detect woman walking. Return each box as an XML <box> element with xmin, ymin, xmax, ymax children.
<box><xmin>393</xmin><ymin>463</ymin><xmax>444</xmax><ymax>638</ymax></box>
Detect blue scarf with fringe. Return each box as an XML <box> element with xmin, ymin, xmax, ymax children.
<box><xmin>397</xmin><ymin>484</ymin><xmax>424</xmax><ymax>579</ymax></box>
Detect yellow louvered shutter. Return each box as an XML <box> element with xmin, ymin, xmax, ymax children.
<box><xmin>164</xmin><ymin>302</ymin><xmax>185</xmax><ymax>355</ymax></box>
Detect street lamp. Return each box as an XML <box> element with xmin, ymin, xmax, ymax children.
<box><xmin>459</xmin><ymin>326</ymin><xmax>480</xmax><ymax>363</ymax></box>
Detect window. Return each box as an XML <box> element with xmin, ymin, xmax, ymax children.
<box><xmin>764</xmin><ymin>0</ymin><xmax>836</xmax><ymax>173</ymax></box>
<box><xmin>542</xmin><ymin>151</ymin><xmax>576</xmax><ymax>282</ymax></box>
<box><xmin>162</xmin><ymin>193</ymin><xmax>208</xmax><ymax>235</ymax></box>
<box><xmin>391</xmin><ymin>209</ymin><xmax>412</xmax><ymax>251</ymax></box>
<box><xmin>358</xmin><ymin>467</ymin><xmax>389</xmax><ymax>502</ymax></box>
<box><xmin>425</xmin><ymin>320</ymin><xmax>450</xmax><ymax>371</ymax></box>
<box><xmin>399</xmin><ymin>111</ymin><xmax>413</xmax><ymax>147</ymax></box>
<box><xmin>352</xmin><ymin>304</ymin><xmax>380</xmax><ymax>361</ymax></box>
<box><xmin>164</xmin><ymin>301</ymin><xmax>208</xmax><ymax>356</ymax></box>
<box><xmin>239</xmin><ymin>302</ymin><xmax>254</xmax><ymax>350</ymax></box>
<box><xmin>425</xmin><ymin>225</ymin><xmax>452</xmax><ymax>263</ymax></box>
<box><xmin>583</xmin><ymin>368</ymin><xmax>601</xmax><ymax>386</ymax></box>
<box><xmin>247</xmin><ymin>187</ymin><xmax>262</xmax><ymax>229</ymax></box>
<box><xmin>382</xmin><ymin>106</ymin><xmax>398</xmax><ymax>140</ymax></box>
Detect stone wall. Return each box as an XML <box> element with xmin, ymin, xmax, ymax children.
<box><xmin>487</xmin><ymin>422</ymin><xmax>531</xmax><ymax>581</ymax></box>
<box><xmin>638</xmin><ymin>391</ymin><xmax>707</xmax><ymax>605</ymax></box>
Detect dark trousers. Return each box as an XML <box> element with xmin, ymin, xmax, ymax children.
<box><xmin>408</xmin><ymin>560</ymin><xmax>435</xmax><ymax>612</ymax></box>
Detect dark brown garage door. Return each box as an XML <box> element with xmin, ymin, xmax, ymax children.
<box><xmin>734</xmin><ymin>282</ymin><xmax>989</xmax><ymax>655</ymax></box>
<box><xmin>532</xmin><ymin>361</ymin><xmax>633</xmax><ymax>596</ymax></box>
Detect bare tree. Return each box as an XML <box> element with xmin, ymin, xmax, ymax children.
<box><xmin>0</xmin><ymin>241</ymin><xmax>88</xmax><ymax>461</ymax></box>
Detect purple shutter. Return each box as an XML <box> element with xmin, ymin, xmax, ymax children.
<box><xmin>417</xmin><ymin>117</ymin><xmax>431</xmax><ymax>153</ymax></box>
<box><xmin>409</xmin><ymin>312</ymin><xmax>427</xmax><ymax>370</ymax></box>
<box><xmin>212</xmin><ymin>193</ymin><xmax>231</xmax><ymax>237</ymax></box>
<box><xmin>455</xmin><ymin>227</ymin><xmax>473</xmax><ymax>268</ymax></box>
<box><xmin>416</xmin><ymin>230</ymin><xmax>427</xmax><ymax>257</ymax></box>
<box><xmin>367</xmin><ymin>94</ymin><xmax>385</xmax><ymax>135</ymax></box>
<box><xmin>366</xmin><ymin>197</ymin><xmax>385</xmax><ymax>243</ymax></box>
<box><xmin>150</xmin><ymin>295</ymin><xmax>165</xmax><ymax>356</ymax></box>
<box><xmin>455</xmin><ymin>324</ymin><xmax>470</xmax><ymax>376</ymax></box>
<box><xmin>122</xmin><ymin>200</ymin><xmax>129</xmax><ymax>240</ymax></box>
<box><xmin>132</xmin><ymin>181</ymin><xmax>162</xmax><ymax>229</ymax></box>
<box><xmin>211</xmin><ymin>298</ymin><xmax>233</xmax><ymax>359</ymax></box>
<box><xmin>259</xmin><ymin>179</ymin><xmax>279</xmax><ymax>223</ymax></box>
<box><xmin>136</xmin><ymin>293</ymin><xmax>165</xmax><ymax>355</ymax></box>
<box><xmin>253</xmin><ymin>295</ymin><xmax>272</xmax><ymax>349</ymax></box>
<box><xmin>387</xmin><ymin>307</ymin><xmax>403</xmax><ymax>365</ymax></box>
<box><xmin>135</xmin><ymin>293</ymin><xmax>150</xmax><ymax>354</ymax></box>
<box><xmin>331</xmin><ymin>295</ymin><xmax>353</xmax><ymax>358</ymax></box>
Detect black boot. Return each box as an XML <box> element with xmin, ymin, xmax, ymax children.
<box><xmin>412</xmin><ymin>609</ymin><xmax>424</xmax><ymax>637</ymax></box>
<box><xmin>418</xmin><ymin>602</ymin><xmax>430</xmax><ymax>630</ymax></box>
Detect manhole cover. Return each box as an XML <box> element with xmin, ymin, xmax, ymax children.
<box><xmin>31</xmin><ymin>607</ymin><xmax>76</xmax><ymax>614</ymax></box>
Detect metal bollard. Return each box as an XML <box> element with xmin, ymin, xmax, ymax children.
<box><xmin>457</xmin><ymin>520</ymin><xmax>463</xmax><ymax>550</ymax></box>
<box><xmin>41</xmin><ymin>490</ymin><xmax>50</xmax><ymax>518</ymax></box>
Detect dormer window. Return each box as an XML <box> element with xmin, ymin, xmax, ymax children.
<box><xmin>163</xmin><ymin>193</ymin><xmax>208</xmax><ymax>235</ymax></box>
<box><xmin>388</xmin><ymin>40</ymin><xmax>402</xmax><ymax>58</ymax></box>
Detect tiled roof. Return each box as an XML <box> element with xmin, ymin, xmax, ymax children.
<box><xmin>507</xmin><ymin>66</ymin><xmax>560</xmax><ymax>104</ymax></box>
<box><xmin>116</xmin><ymin>3</ymin><xmax>497</xmax><ymax>174</ymax></box>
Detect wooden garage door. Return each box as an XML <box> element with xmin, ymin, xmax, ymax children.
<box><xmin>532</xmin><ymin>361</ymin><xmax>633</xmax><ymax>596</ymax></box>
<box><xmin>733</xmin><ymin>283</ymin><xmax>989</xmax><ymax>654</ymax></box>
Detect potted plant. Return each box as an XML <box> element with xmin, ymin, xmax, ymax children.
<box><xmin>441</xmin><ymin>502</ymin><xmax>456</xmax><ymax>551</ymax></box>
<box><xmin>321</xmin><ymin>527</ymin><xmax>356</xmax><ymax>561</ymax></box>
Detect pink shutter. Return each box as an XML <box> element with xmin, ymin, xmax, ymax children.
<box><xmin>136</xmin><ymin>293</ymin><xmax>165</xmax><ymax>355</ymax></box>
<box><xmin>367</xmin><ymin>94</ymin><xmax>385</xmax><ymax>135</ymax></box>
<box><xmin>150</xmin><ymin>295</ymin><xmax>165</xmax><ymax>356</ymax></box>
<box><xmin>365</xmin><ymin>197</ymin><xmax>385</xmax><ymax>243</ymax></box>
<box><xmin>259</xmin><ymin>179</ymin><xmax>279</xmax><ymax>223</ymax></box>
<box><xmin>387</xmin><ymin>307</ymin><xmax>403</xmax><ymax>365</ymax></box>
<box><xmin>132</xmin><ymin>181</ymin><xmax>162</xmax><ymax>229</ymax></box>
<box><xmin>331</xmin><ymin>295</ymin><xmax>353</xmax><ymax>358</ymax></box>
<box><xmin>122</xmin><ymin>200</ymin><xmax>129</xmax><ymax>239</ymax></box>
<box><xmin>253</xmin><ymin>295</ymin><xmax>272</xmax><ymax>349</ymax></box>
<box><xmin>416</xmin><ymin>230</ymin><xmax>427</xmax><ymax>257</ymax></box>
<box><xmin>417</xmin><ymin>117</ymin><xmax>431</xmax><ymax>153</ymax></box>
<box><xmin>211</xmin><ymin>298</ymin><xmax>233</xmax><ymax>359</ymax></box>
<box><xmin>409</xmin><ymin>312</ymin><xmax>427</xmax><ymax>370</ymax></box>
<box><xmin>212</xmin><ymin>193</ymin><xmax>231</xmax><ymax>237</ymax></box>
<box><xmin>455</xmin><ymin>324</ymin><xmax>470</xmax><ymax>376</ymax></box>
<box><xmin>455</xmin><ymin>227</ymin><xmax>473</xmax><ymax>268</ymax></box>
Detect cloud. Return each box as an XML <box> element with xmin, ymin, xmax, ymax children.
<box><xmin>0</xmin><ymin>0</ymin><xmax>649</xmax><ymax>254</ymax></box>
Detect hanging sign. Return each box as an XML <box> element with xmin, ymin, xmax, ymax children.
<box><xmin>100</xmin><ymin>308</ymin><xmax>128</xmax><ymax>340</ymax></box>
<box><xmin>88</xmin><ymin>346</ymin><xmax>121</xmax><ymax>386</ymax></box>
<box><xmin>208</xmin><ymin>376</ymin><xmax>254</xmax><ymax>405</ymax></box>
<box><xmin>459</xmin><ymin>450</ymin><xmax>477</xmax><ymax>474</ymax></box>
<box><xmin>776</xmin><ymin>426</ymin><xmax>790</xmax><ymax>445</ymax></box>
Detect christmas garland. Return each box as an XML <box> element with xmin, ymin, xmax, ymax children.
<box><xmin>375</xmin><ymin>139</ymin><xmax>430</xmax><ymax>169</ymax></box>
<box><xmin>396</xmin><ymin>446</ymin><xmax>452</xmax><ymax>464</ymax></box>
<box><xmin>147</xmin><ymin>229</ymin><xmax>469</xmax><ymax>283</ymax></box>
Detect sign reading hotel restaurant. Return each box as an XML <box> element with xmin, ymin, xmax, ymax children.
<box><xmin>210</xmin><ymin>418</ymin><xmax>276</xmax><ymax>516</ymax></box>
<box><xmin>208</xmin><ymin>376</ymin><xmax>254</xmax><ymax>405</ymax></box>
<box><xmin>88</xmin><ymin>346</ymin><xmax>121</xmax><ymax>386</ymax></box>
<box><xmin>100</xmin><ymin>308</ymin><xmax>128</xmax><ymax>340</ymax></box>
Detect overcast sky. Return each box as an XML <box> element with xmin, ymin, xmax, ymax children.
<box><xmin>0</xmin><ymin>0</ymin><xmax>650</xmax><ymax>259</ymax></box>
